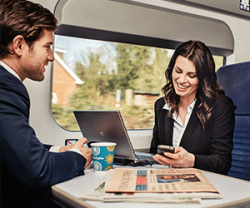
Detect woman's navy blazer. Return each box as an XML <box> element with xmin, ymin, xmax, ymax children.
<box><xmin>150</xmin><ymin>96</ymin><xmax>235</xmax><ymax>175</ymax></box>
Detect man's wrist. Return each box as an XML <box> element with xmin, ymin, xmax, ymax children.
<box><xmin>50</xmin><ymin>146</ymin><xmax>83</xmax><ymax>156</ymax></box>
<box><xmin>49</xmin><ymin>146</ymin><xmax>61</xmax><ymax>153</ymax></box>
<box><xmin>68</xmin><ymin>148</ymin><xmax>82</xmax><ymax>156</ymax></box>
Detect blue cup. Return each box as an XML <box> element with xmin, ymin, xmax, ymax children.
<box><xmin>90</xmin><ymin>142</ymin><xmax>116</xmax><ymax>172</ymax></box>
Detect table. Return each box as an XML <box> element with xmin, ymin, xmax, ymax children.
<box><xmin>48</xmin><ymin>164</ymin><xmax>250</xmax><ymax>208</ymax></box>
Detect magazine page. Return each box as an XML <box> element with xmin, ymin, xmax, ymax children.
<box><xmin>105</xmin><ymin>168</ymin><xmax>220</xmax><ymax>194</ymax></box>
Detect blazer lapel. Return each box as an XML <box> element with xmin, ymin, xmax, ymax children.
<box><xmin>164</xmin><ymin>112</ymin><xmax>174</xmax><ymax>146</ymax></box>
<box><xmin>180</xmin><ymin>102</ymin><xmax>200</xmax><ymax>147</ymax></box>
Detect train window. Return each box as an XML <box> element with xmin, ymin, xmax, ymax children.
<box><xmin>52</xmin><ymin>34</ymin><xmax>224</xmax><ymax>131</ymax></box>
<box><xmin>51</xmin><ymin>0</ymin><xmax>233</xmax><ymax>131</ymax></box>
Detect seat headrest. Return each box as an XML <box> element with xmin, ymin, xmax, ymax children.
<box><xmin>217</xmin><ymin>61</ymin><xmax>250</xmax><ymax>115</ymax></box>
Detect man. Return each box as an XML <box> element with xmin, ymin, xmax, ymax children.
<box><xmin>0</xmin><ymin>1</ymin><xmax>92</xmax><ymax>207</ymax></box>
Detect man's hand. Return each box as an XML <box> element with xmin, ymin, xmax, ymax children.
<box><xmin>59</xmin><ymin>138</ymin><xmax>92</xmax><ymax>168</ymax></box>
<box><xmin>153</xmin><ymin>146</ymin><xmax>195</xmax><ymax>168</ymax></box>
<box><xmin>72</xmin><ymin>138</ymin><xmax>92</xmax><ymax>168</ymax></box>
<box><xmin>59</xmin><ymin>143</ymin><xmax>75</xmax><ymax>152</ymax></box>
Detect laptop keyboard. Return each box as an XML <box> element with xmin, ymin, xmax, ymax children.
<box><xmin>135</xmin><ymin>152</ymin><xmax>154</xmax><ymax>160</ymax></box>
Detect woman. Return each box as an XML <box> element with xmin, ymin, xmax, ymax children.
<box><xmin>150</xmin><ymin>40</ymin><xmax>235</xmax><ymax>175</ymax></box>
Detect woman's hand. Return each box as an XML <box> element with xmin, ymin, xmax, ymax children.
<box><xmin>153</xmin><ymin>146</ymin><xmax>195</xmax><ymax>168</ymax></box>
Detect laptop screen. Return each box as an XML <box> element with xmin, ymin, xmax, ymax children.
<box><xmin>74</xmin><ymin>110</ymin><xmax>137</xmax><ymax>160</ymax></box>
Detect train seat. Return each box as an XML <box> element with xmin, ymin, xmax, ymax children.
<box><xmin>217</xmin><ymin>61</ymin><xmax>250</xmax><ymax>181</ymax></box>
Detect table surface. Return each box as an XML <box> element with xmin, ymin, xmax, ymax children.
<box><xmin>52</xmin><ymin>164</ymin><xmax>250</xmax><ymax>208</ymax></box>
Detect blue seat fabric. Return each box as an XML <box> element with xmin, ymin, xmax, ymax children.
<box><xmin>217</xmin><ymin>61</ymin><xmax>250</xmax><ymax>181</ymax></box>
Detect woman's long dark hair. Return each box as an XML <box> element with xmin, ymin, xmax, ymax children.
<box><xmin>162</xmin><ymin>40</ymin><xmax>224</xmax><ymax>130</ymax></box>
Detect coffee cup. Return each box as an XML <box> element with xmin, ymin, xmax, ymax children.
<box><xmin>90</xmin><ymin>142</ymin><xmax>116</xmax><ymax>172</ymax></box>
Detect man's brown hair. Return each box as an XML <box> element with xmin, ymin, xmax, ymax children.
<box><xmin>0</xmin><ymin>0</ymin><xmax>57</xmax><ymax>58</ymax></box>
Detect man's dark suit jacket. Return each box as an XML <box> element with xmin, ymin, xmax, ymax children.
<box><xmin>150</xmin><ymin>95</ymin><xmax>235</xmax><ymax>175</ymax></box>
<box><xmin>0</xmin><ymin>66</ymin><xmax>87</xmax><ymax>207</ymax></box>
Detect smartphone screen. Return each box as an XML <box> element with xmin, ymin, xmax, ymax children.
<box><xmin>65</xmin><ymin>139</ymin><xmax>78</xmax><ymax>146</ymax></box>
<box><xmin>157</xmin><ymin>145</ymin><xmax>175</xmax><ymax>156</ymax></box>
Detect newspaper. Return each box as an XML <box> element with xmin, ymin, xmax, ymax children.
<box><xmin>105</xmin><ymin>168</ymin><xmax>220</xmax><ymax>194</ymax></box>
<box><xmin>80</xmin><ymin>169</ymin><xmax>221</xmax><ymax>203</ymax></box>
<box><xmin>81</xmin><ymin>180</ymin><xmax>203</xmax><ymax>203</ymax></box>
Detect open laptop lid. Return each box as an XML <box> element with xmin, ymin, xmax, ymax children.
<box><xmin>73</xmin><ymin>110</ymin><xmax>137</xmax><ymax>161</ymax></box>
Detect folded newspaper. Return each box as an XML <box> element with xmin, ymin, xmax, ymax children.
<box><xmin>81</xmin><ymin>168</ymin><xmax>221</xmax><ymax>203</ymax></box>
<box><xmin>105</xmin><ymin>168</ymin><xmax>221</xmax><ymax>193</ymax></box>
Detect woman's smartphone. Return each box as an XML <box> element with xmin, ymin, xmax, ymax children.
<box><xmin>157</xmin><ymin>145</ymin><xmax>175</xmax><ymax>157</ymax></box>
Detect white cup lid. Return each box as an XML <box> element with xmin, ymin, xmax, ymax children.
<box><xmin>90</xmin><ymin>142</ymin><xmax>116</xmax><ymax>146</ymax></box>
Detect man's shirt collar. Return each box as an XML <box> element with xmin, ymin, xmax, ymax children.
<box><xmin>0</xmin><ymin>60</ymin><xmax>21</xmax><ymax>81</ymax></box>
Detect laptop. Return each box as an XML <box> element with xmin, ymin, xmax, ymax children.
<box><xmin>73</xmin><ymin>110</ymin><xmax>154</xmax><ymax>166</ymax></box>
